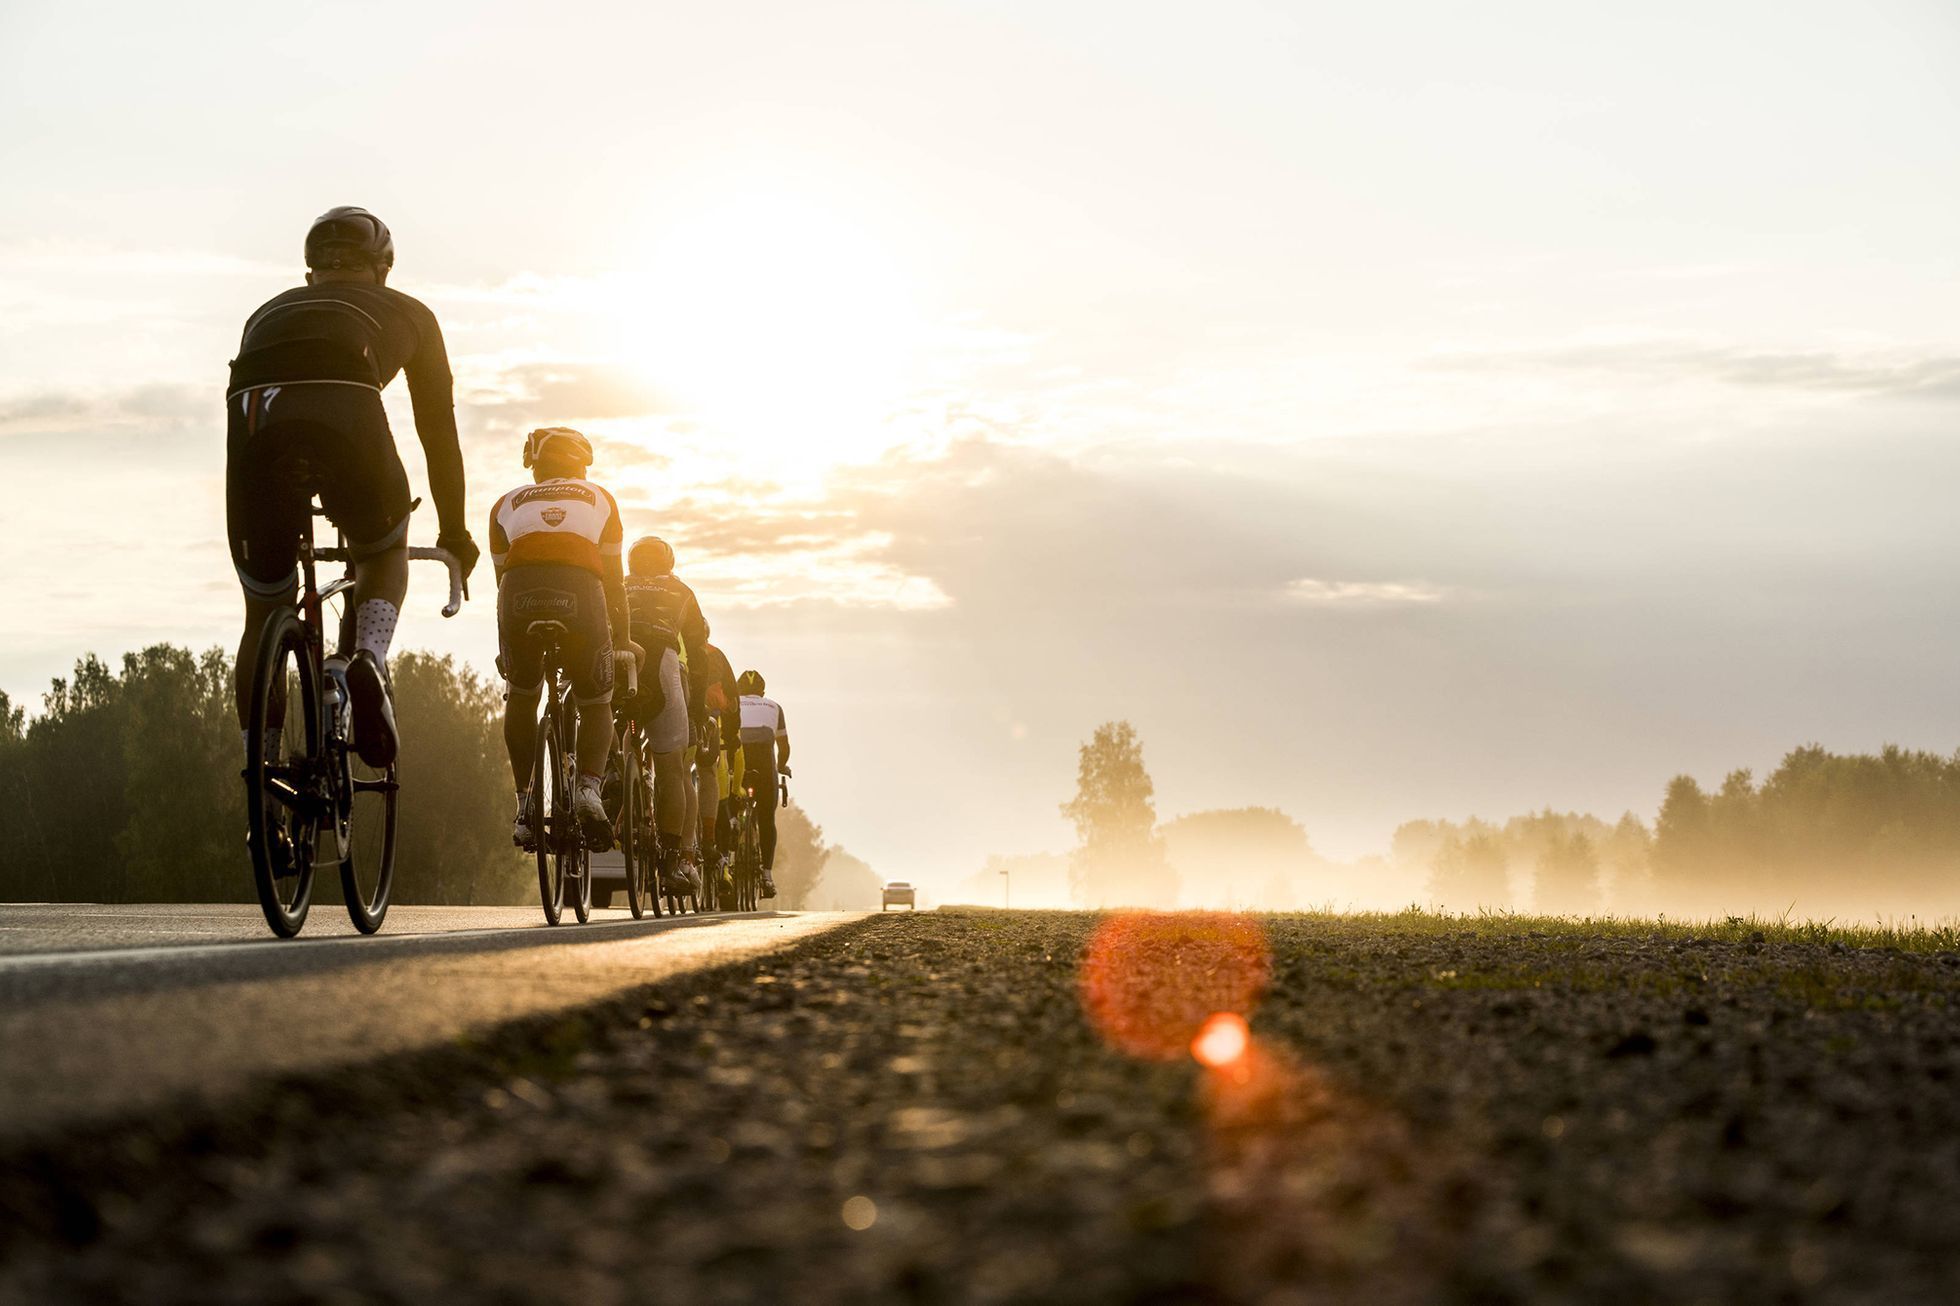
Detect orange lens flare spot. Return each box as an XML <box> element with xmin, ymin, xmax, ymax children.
<box><xmin>1080</xmin><ymin>912</ymin><xmax>1271</xmax><ymax>1061</ymax></box>
<box><xmin>1192</xmin><ymin>1012</ymin><xmax>1251</xmax><ymax>1068</ymax></box>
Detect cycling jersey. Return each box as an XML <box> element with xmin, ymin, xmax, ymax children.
<box><xmin>226</xmin><ymin>280</ymin><xmax>464</xmax><ymax>596</ymax></box>
<box><xmin>489</xmin><ymin>479</ymin><xmax>624</xmax><ymax>576</ymax></box>
<box><xmin>738</xmin><ymin>694</ymin><xmax>788</xmax><ymax>749</ymax></box>
<box><xmin>228</xmin><ymin>281</ymin><xmax>465</xmax><ymax>540</ymax></box>
<box><xmin>624</xmin><ymin>574</ymin><xmax>705</xmax><ymax>654</ymax></box>
<box><xmin>695</xmin><ymin>642</ymin><xmax>742</xmax><ymax>755</ymax></box>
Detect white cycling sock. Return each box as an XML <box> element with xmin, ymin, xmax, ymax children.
<box><xmin>354</xmin><ymin>599</ymin><xmax>400</xmax><ymax>666</ymax></box>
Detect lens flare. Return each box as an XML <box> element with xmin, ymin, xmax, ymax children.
<box><xmin>1080</xmin><ymin>912</ymin><xmax>1270</xmax><ymax>1061</ymax></box>
<box><xmin>1192</xmin><ymin>1011</ymin><xmax>1251</xmax><ymax>1068</ymax></box>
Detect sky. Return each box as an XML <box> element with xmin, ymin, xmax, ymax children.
<box><xmin>3</xmin><ymin>0</ymin><xmax>1959</xmax><ymax>895</ymax></box>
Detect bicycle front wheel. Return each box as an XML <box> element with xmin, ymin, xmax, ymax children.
<box><xmin>341</xmin><ymin>752</ymin><xmax>398</xmax><ymax>934</ymax></box>
<box><xmin>246</xmin><ymin>609</ymin><xmax>322</xmax><ymax>938</ymax></box>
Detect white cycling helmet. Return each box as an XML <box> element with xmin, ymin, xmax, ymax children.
<box><xmin>523</xmin><ymin>426</ymin><xmax>593</xmax><ymax>469</ymax></box>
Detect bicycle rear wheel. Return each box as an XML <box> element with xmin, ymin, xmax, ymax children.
<box><xmin>341</xmin><ymin>752</ymin><xmax>398</xmax><ymax>933</ymax></box>
<box><xmin>620</xmin><ymin>735</ymin><xmax>645</xmax><ymax>919</ymax></box>
<box><xmin>534</xmin><ymin>697</ymin><xmax>566</xmax><ymax>926</ymax></box>
<box><xmin>245</xmin><ymin>609</ymin><xmax>322</xmax><ymax>938</ymax></box>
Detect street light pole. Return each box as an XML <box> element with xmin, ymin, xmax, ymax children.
<box><xmin>1000</xmin><ymin>867</ymin><xmax>1010</xmax><ymax>910</ymax></box>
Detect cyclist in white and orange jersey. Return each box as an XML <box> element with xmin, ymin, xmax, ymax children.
<box><xmin>490</xmin><ymin>427</ymin><xmax>642</xmax><ymax>848</ymax></box>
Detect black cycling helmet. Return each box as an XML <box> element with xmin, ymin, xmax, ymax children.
<box><xmin>628</xmin><ymin>537</ymin><xmax>675</xmax><ymax>576</ymax></box>
<box><xmin>737</xmin><ymin>669</ymin><xmax>765</xmax><ymax>695</ymax></box>
<box><xmin>305</xmin><ymin>206</ymin><xmax>395</xmax><ymax>272</ymax></box>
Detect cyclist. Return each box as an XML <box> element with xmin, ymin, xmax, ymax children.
<box><xmin>490</xmin><ymin>428</ymin><xmax>641</xmax><ymax>848</ymax></box>
<box><xmin>623</xmin><ymin>537</ymin><xmax>705</xmax><ymax>896</ymax></box>
<box><xmin>690</xmin><ymin>626</ymin><xmax>743</xmax><ymax>891</ymax></box>
<box><xmin>736</xmin><ymin>669</ymin><xmax>788</xmax><ymax>898</ymax></box>
<box><xmin>227</xmin><ymin>207</ymin><xmax>478</xmax><ymax>784</ymax></box>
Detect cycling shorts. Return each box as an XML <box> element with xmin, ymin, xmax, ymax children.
<box><xmin>497</xmin><ymin>563</ymin><xmax>615</xmax><ymax>706</ymax></box>
<box><xmin>624</xmin><ymin>646</ymin><xmax>688</xmax><ymax>753</ymax></box>
<box><xmin>225</xmin><ymin>382</ymin><xmax>412</xmax><ymax>599</ymax></box>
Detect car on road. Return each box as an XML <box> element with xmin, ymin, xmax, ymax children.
<box><xmin>589</xmin><ymin>849</ymin><xmax>626</xmax><ymax>909</ymax></box>
<box><xmin>882</xmin><ymin>881</ymin><xmax>916</xmax><ymax>911</ymax></box>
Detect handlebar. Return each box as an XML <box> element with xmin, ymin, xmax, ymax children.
<box><xmin>408</xmin><ymin>547</ymin><xmax>466</xmax><ymax>617</ymax></box>
<box><xmin>314</xmin><ymin>546</ymin><xmax>465</xmax><ymax>618</ymax></box>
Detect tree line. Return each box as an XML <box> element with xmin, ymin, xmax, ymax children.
<box><xmin>0</xmin><ymin>644</ymin><xmax>863</xmax><ymax>909</ymax></box>
<box><xmin>1400</xmin><ymin>746</ymin><xmax>1960</xmax><ymax>918</ymax></box>
<box><xmin>1046</xmin><ymin>720</ymin><xmax>1960</xmax><ymax>918</ymax></box>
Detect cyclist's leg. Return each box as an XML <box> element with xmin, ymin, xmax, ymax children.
<box><xmin>645</xmin><ymin>647</ymin><xmax>690</xmax><ymax>874</ymax></box>
<box><xmin>748</xmin><ymin>757</ymin><xmax>780</xmax><ymax>869</ymax></box>
<box><xmin>496</xmin><ymin>578</ymin><xmax>549</xmax><ymax>789</ymax></box>
<box><xmin>226</xmin><ymin>391</ymin><xmax>308</xmax><ymax>734</ymax></box>
<box><xmin>315</xmin><ymin>388</ymin><xmax>413</xmax><ymax>765</ymax></box>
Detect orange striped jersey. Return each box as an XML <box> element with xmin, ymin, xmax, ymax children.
<box><xmin>488</xmin><ymin>477</ymin><xmax>624</xmax><ymax>576</ymax></box>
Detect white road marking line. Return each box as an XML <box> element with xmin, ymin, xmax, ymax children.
<box><xmin>0</xmin><ymin>912</ymin><xmax>795</xmax><ymax>974</ymax></box>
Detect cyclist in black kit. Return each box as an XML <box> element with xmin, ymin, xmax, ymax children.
<box><xmin>226</xmin><ymin>207</ymin><xmax>480</xmax><ymax>777</ymax></box>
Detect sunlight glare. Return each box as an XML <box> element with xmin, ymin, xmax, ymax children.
<box><xmin>1192</xmin><ymin>1012</ymin><xmax>1251</xmax><ymax>1069</ymax></box>
<box><xmin>607</xmin><ymin>188</ymin><xmax>921</xmax><ymax>479</ymax></box>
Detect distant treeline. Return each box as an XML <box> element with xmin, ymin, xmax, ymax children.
<box><xmin>0</xmin><ymin>644</ymin><xmax>862</xmax><ymax>908</ymax></box>
<box><xmin>1399</xmin><ymin>746</ymin><xmax>1960</xmax><ymax>919</ymax></box>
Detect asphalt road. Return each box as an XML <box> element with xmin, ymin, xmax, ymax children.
<box><xmin>0</xmin><ymin>903</ymin><xmax>860</xmax><ymax>1139</ymax></box>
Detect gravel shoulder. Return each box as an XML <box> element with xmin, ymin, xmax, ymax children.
<box><xmin>2</xmin><ymin>909</ymin><xmax>1956</xmax><ymax>1304</ymax></box>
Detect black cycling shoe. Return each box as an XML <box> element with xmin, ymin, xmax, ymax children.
<box><xmin>657</xmin><ymin>848</ymin><xmax>689</xmax><ymax>897</ymax></box>
<box><xmin>760</xmin><ymin>873</ymin><xmax>777</xmax><ymax>898</ymax></box>
<box><xmin>345</xmin><ymin>651</ymin><xmax>399</xmax><ymax>768</ymax></box>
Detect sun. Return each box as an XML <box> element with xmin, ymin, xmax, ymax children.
<box><xmin>606</xmin><ymin>187</ymin><xmax>922</xmax><ymax>479</ymax></box>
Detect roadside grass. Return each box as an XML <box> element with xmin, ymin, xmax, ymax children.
<box><xmin>941</xmin><ymin>904</ymin><xmax>1960</xmax><ymax>953</ymax></box>
<box><xmin>1246</xmin><ymin>904</ymin><xmax>1960</xmax><ymax>955</ymax></box>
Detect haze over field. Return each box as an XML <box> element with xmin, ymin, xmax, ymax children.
<box><xmin>4</xmin><ymin>1</ymin><xmax>1960</xmax><ymax>897</ymax></box>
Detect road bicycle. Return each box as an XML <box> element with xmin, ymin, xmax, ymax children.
<box><xmin>522</xmin><ymin>624</ymin><xmax>636</xmax><ymax>926</ymax></box>
<box><xmin>609</xmin><ymin>702</ymin><xmax>659</xmax><ymax>919</ymax></box>
<box><xmin>242</xmin><ymin>500</ymin><xmax>462</xmax><ymax>938</ymax></box>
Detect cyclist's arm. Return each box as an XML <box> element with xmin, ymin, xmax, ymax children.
<box><xmin>775</xmin><ymin>706</ymin><xmax>791</xmax><ymax>771</ymax></box>
<box><xmin>680</xmin><ymin>590</ymin><xmax>708</xmax><ymax>664</ymax></box>
<box><xmin>597</xmin><ymin>488</ymin><xmax>631</xmax><ymax>646</ymax></box>
<box><xmin>487</xmin><ymin>498</ymin><xmax>511</xmax><ymax>584</ymax></box>
<box><xmin>403</xmin><ymin>303</ymin><xmax>467</xmax><ymax>543</ymax></box>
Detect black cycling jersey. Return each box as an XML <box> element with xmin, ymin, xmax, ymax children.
<box><xmin>624</xmin><ymin>574</ymin><xmax>706</xmax><ymax>653</ymax></box>
<box><xmin>228</xmin><ymin>281</ymin><xmax>465</xmax><ymax>539</ymax></box>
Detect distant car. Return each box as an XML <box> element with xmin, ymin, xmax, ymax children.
<box><xmin>882</xmin><ymin>881</ymin><xmax>916</xmax><ymax>911</ymax></box>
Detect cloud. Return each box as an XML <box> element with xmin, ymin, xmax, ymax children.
<box><xmin>0</xmin><ymin>383</ymin><xmax>204</xmax><ymax>435</ymax></box>
<box><xmin>462</xmin><ymin>361</ymin><xmax>679</xmax><ymax>421</ymax></box>
<box><xmin>1428</xmin><ymin>340</ymin><xmax>1960</xmax><ymax>400</ymax></box>
<box><xmin>1283</xmin><ymin>578</ymin><xmax>1448</xmax><ymax>606</ymax></box>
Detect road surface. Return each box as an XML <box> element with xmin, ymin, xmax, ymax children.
<box><xmin>3</xmin><ymin>908</ymin><xmax>1956</xmax><ymax>1303</ymax></box>
<box><xmin>0</xmin><ymin>903</ymin><xmax>859</xmax><ymax>1138</ymax></box>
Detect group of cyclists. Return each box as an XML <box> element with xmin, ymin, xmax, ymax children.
<box><xmin>226</xmin><ymin>206</ymin><xmax>790</xmax><ymax>911</ymax></box>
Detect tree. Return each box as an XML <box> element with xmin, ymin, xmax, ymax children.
<box><xmin>1429</xmin><ymin>827</ymin><xmax>1509</xmax><ymax>909</ymax></box>
<box><xmin>806</xmin><ymin>846</ymin><xmax>883</xmax><ymax>910</ymax></box>
<box><xmin>1161</xmin><ymin>807</ymin><xmax>1318</xmax><ymax>908</ymax></box>
<box><xmin>1533</xmin><ymin>828</ymin><xmax>1602</xmax><ymax>916</ymax></box>
<box><xmin>771</xmin><ymin>803</ymin><xmax>828</xmax><ymax>908</ymax></box>
<box><xmin>1061</xmin><ymin>721</ymin><xmax>1176</xmax><ymax>907</ymax></box>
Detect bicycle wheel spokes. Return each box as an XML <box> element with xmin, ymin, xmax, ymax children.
<box><xmin>246</xmin><ymin>610</ymin><xmax>321</xmax><ymax>938</ymax></box>
<box><xmin>341</xmin><ymin>757</ymin><xmax>398</xmax><ymax>933</ymax></box>
<box><xmin>535</xmin><ymin>697</ymin><xmax>564</xmax><ymax>927</ymax></box>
